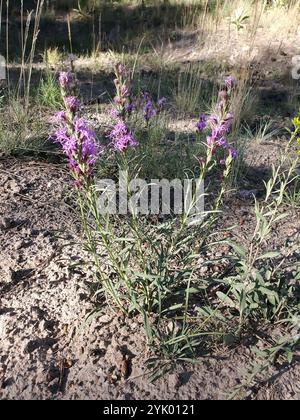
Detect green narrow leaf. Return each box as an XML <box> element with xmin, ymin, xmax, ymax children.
<box><xmin>216</xmin><ymin>292</ymin><xmax>236</xmax><ymax>308</ymax></box>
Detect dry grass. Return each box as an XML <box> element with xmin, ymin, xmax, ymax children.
<box><xmin>1</xmin><ymin>0</ymin><xmax>300</xmax><ymax>153</ymax></box>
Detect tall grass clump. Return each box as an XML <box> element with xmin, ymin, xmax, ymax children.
<box><xmin>38</xmin><ymin>69</ymin><xmax>63</xmax><ymax>109</ymax></box>
<box><xmin>0</xmin><ymin>0</ymin><xmax>46</xmax><ymax>153</ymax></box>
<box><xmin>0</xmin><ymin>98</ymin><xmax>47</xmax><ymax>153</ymax></box>
<box><xmin>173</xmin><ymin>63</ymin><xmax>209</xmax><ymax>115</ymax></box>
<box><xmin>17</xmin><ymin>0</ymin><xmax>45</xmax><ymax>108</ymax></box>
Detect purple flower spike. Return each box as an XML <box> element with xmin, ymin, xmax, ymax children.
<box><xmin>196</xmin><ymin>75</ymin><xmax>237</xmax><ymax>166</ymax></box>
<box><xmin>224</xmin><ymin>112</ymin><xmax>234</xmax><ymax>129</ymax></box>
<box><xmin>59</xmin><ymin>71</ymin><xmax>74</xmax><ymax>89</ymax></box>
<box><xmin>51</xmin><ymin>72</ymin><xmax>101</xmax><ymax>186</ymax></box>
<box><xmin>62</xmin><ymin>136</ymin><xmax>77</xmax><ymax>157</ymax></box>
<box><xmin>157</xmin><ymin>97</ymin><xmax>167</xmax><ymax>111</ymax></box>
<box><xmin>65</xmin><ymin>96</ymin><xmax>80</xmax><ymax>113</ymax></box>
<box><xmin>208</xmin><ymin>114</ymin><xmax>220</xmax><ymax>127</ymax></box>
<box><xmin>74</xmin><ymin>118</ymin><xmax>95</xmax><ymax>140</ymax></box>
<box><xmin>225</xmin><ymin>76</ymin><xmax>237</xmax><ymax>91</ymax></box>
<box><xmin>53</xmin><ymin>118</ymin><xmax>100</xmax><ymax>172</ymax></box>
<box><xmin>125</xmin><ymin>103</ymin><xmax>136</xmax><ymax>114</ymax></box>
<box><xmin>114</xmin><ymin>96</ymin><xmax>122</xmax><ymax>105</ymax></box>
<box><xmin>116</xmin><ymin>63</ymin><xmax>126</xmax><ymax>76</ymax></box>
<box><xmin>121</xmin><ymin>85</ymin><xmax>130</xmax><ymax>97</ymax></box>
<box><xmin>52</xmin><ymin>127</ymin><xmax>70</xmax><ymax>144</ymax></box>
<box><xmin>144</xmin><ymin>100</ymin><xmax>157</xmax><ymax>121</ymax></box>
<box><xmin>51</xmin><ymin>111</ymin><xmax>67</xmax><ymax>124</ymax></box>
<box><xmin>52</xmin><ymin>129</ymin><xmax>77</xmax><ymax>158</ymax></box>
<box><xmin>196</xmin><ymin>113</ymin><xmax>207</xmax><ymax>132</ymax></box>
<box><xmin>108</xmin><ymin>121</ymin><xmax>139</xmax><ymax>152</ymax></box>
<box><xmin>216</xmin><ymin>137</ymin><xmax>228</xmax><ymax>148</ymax></box>
<box><xmin>229</xmin><ymin>148</ymin><xmax>238</xmax><ymax>159</ymax></box>
<box><xmin>82</xmin><ymin>137</ymin><xmax>100</xmax><ymax>164</ymax></box>
<box><xmin>111</xmin><ymin>108</ymin><xmax>121</xmax><ymax>118</ymax></box>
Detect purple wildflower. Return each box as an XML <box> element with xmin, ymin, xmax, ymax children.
<box><xmin>116</xmin><ymin>63</ymin><xmax>126</xmax><ymax>76</ymax></box>
<box><xmin>157</xmin><ymin>97</ymin><xmax>167</xmax><ymax>112</ymax></box>
<box><xmin>62</xmin><ymin>136</ymin><xmax>77</xmax><ymax>157</ymax></box>
<box><xmin>216</xmin><ymin>137</ymin><xmax>228</xmax><ymax>148</ymax></box>
<box><xmin>110</xmin><ymin>108</ymin><xmax>121</xmax><ymax>118</ymax></box>
<box><xmin>74</xmin><ymin>118</ymin><xmax>101</xmax><ymax>162</ymax></box>
<box><xmin>51</xmin><ymin>111</ymin><xmax>67</xmax><ymax>124</ymax></box>
<box><xmin>114</xmin><ymin>96</ymin><xmax>122</xmax><ymax>105</ymax></box>
<box><xmin>207</xmin><ymin>123</ymin><xmax>231</xmax><ymax>151</ymax></box>
<box><xmin>82</xmin><ymin>137</ymin><xmax>99</xmax><ymax>165</ymax></box>
<box><xmin>52</xmin><ymin>129</ymin><xmax>77</xmax><ymax>157</ymax></box>
<box><xmin>125</xmin><ymin>103</ymin><xmax>136</xmax><ymax>114</ymax></box>
<box><xmin>224</xmin><ymin>112</ymin><xmax>234</xmax><ymax>129</ymax></box>
<box><xmin>196</xmin><ymin>76</ymin><xmax>237</xmax><ymax>166</ymax></box>
<box><xmin>208</xmin><ymin>114</ymin><xmax>220</xmax><ymax>127</ymax></box>
<box><xmin>121</xmin><ymin>85</ymin><xmax>130</xmax><ymax>97</ymax></box>
<box><xmin>52</xmin><ymin>127</ymin><xmax>70</xmax><ymax>144</ymax></box>
<box><xmin>215</xmin><ymin>123</ymin><xmax>230</xmax><ymax>137</ymax></box>
<box><xmin>229</xmin><ymin>148</ymin><xmax>238</xmax><ymax>159</ymax></box>
<box><xmin>202</xmin><ymin>95</ymin><xmax>236</xmax><ymax>156</ymax></box>
<box><xmin>69</xmin><ymin>158</ymin><xmax>81</xmax><ymax>175</ymax></box>
<box><xmin>59</xmin><ymin>71</ymin><xmax>74</xmax><ymax>89</ymax></box>
<box><xmin>74</xmin><ymin>118</ymin><xmax>96</xmax><ymax>142</ymax></box>
<box><xmin>144</xmin><ymin>100</ymin><xmax>157</xmax><ymax>121</ymax></box>
<box><xmin>65</xmin><ymin>96</ymin><xmax>81</xmax><ymax>113</ymax></box>
<box><xmin>52</xmin><ymin>116</ymin><xmax>100</xmax><ymax>184</ymax></box>
<box><xmin>108</xmin><ymin>121</ymin><xmax>139</xmax><ymax>152</ymax></box>
<box><xmin>112</xmin><ymin>63</ymin><xmax>132</xmax><ymax>120</ymax></box>
<box><xmin>196</xmin><ymin>113</ymin><xmax>208</xmax><ymax>132</ymax></box>
<box><xmin>52</xmin><ymin>70</ymin><xmax>101</xmax><ymax>186</ymax></box>
<box><xmin>225</xmin><ymin>76</ymin><xmax>237</xmax><ymax>91</ymax></box>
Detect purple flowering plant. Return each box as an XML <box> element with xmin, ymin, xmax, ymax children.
<box><xmin>112</xmin><ymin>63</ymin><xmax>133</xmax><ymax>120</ymax></box>
<box><xmin>196</xmin><ymin>76</ymin><xmax>238</xmax><ymax>170</ymax></box>
<box><xmin>108</xmin><ymin>120</ymin><xmax>139</xmax><ymax>152</ymax></box>
<box><xmin>143</xmin><ymin>95</ymin><xmax>157</xmax><ymax>122</ymax></box>
<box><xmin>106</xmin><ymin>62</ymin><xmax>140</xmax><ymax>155</ymax></box>
<box><xmin>141</xmin><ymin>92</ymin><xmax>167</xmax><ymax>124</ymax></box>
<box><xmin>108</xmin><ymin>63</ymin><xmax>167</xmax><ymax>156</ymax></box>
<box><xmin>58</xmin><ymin>71</ymin><xmax>74</xmax><ymax>89</ymax></box>
<box><xmin>51</xmin><ymin>70</ymin><xmax>101</xmax><ymax>187</ymax></box>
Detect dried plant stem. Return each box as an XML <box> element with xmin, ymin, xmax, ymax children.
<box><xmin>25</xmin><ymin>0</ymin><xmax>44</xmax><ymax>109</ymax></box>
<box><xmin>67</xmin><ymin>13</ymin><xmax>73</xmax><ymax>54</ymax></box>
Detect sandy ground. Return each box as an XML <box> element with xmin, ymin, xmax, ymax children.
<box><xmin>0</xmin><ymin>139</ymin><xmax>299</xmax><ymax>400</ymax></box>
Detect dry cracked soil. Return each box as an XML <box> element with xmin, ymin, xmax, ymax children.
<box><xmin>0</xmin><ymin>145</ymin><xmax>300</xmax><ymax>400</ymax></box>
